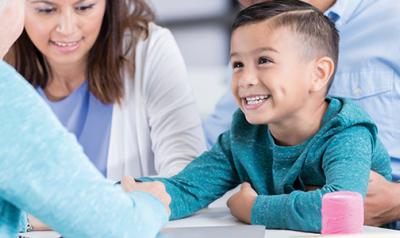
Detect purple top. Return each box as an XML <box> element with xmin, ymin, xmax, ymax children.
<box><xmin>38</xmin><ymin>80</ymin><xmax>113</xmax><ymax>176</ymax></box>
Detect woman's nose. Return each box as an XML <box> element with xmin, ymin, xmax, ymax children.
<box><xmin>56</xmin><ymin>9</ymin><xmax>78</xmax><ymax>36</ymax></box>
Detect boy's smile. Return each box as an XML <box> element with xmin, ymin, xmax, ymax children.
<box><xmin>243</xmin><ymin>94</ymin><xmax>271</xmax><ymax>109</ymax></box>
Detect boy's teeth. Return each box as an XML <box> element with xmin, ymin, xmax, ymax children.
<box><xmin>245</xmin><ymin>95</ymin><xmax>270</xmax><ymax>105</ymax></box>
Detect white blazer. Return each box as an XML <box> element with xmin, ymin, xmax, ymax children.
<box><xmin>107</xmin><ymin>24</ymin><xmax>206</xmax><ymax>180</ymax></box>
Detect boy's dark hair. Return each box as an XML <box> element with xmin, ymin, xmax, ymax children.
<box><xmin>232</xmin><ymin>0</ymin><xmax>339</xmax><ymax>90</ymax></box>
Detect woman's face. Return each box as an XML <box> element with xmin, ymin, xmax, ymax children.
<box><xmin>24</xmin><ymin>0</ymin><xmax>106</xmax><ymax>67</ymax></box>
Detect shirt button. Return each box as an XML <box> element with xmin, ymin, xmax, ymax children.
<box><xmin>353</xmin><ymin>87</ymin><xmax>362</xmax><ymax>96</ymax></box>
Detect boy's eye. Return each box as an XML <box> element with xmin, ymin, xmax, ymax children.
<box><xmin>258</xmin><ymin>57</ymin><xmax>272</xmax><ymax>65</ymax></box>
<box><xmin>232</xmin><ymin>61</ymin><xmax>244</xmax><ymax>69</ymax></box>
<box><xmin>75</xmin><ymin>3</ymin><xmax>95</xmax><ymax>12</ymax></box>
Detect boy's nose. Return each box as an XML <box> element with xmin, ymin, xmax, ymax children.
<box><xmin>238</xmin><ymin>70</ymin><xmax>258</xmax><ymax>88</ymax></box>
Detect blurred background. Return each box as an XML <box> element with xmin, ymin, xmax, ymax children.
<box><xmin>148</xmin><ymin>0</ymin><xmax>241</xmax><ymax>118</ymax></box>
<box><xmin>146</xmin><ymin>1</ymin><xmax>242</xmax><ymax>207</ymax></box>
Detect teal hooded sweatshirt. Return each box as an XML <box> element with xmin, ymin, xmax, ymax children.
<box><xmin>142</xmin><ymin>97</ymin><xmax>392</xmax><ymax>232</ymax></box>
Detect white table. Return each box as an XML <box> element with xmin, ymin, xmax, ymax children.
<box><xmin>19</xmin><ymin>207</ymin><xmax>400</xmax><ymax>238</ymax></box>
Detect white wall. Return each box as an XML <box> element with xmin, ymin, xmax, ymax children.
<box><xmin>148</xmin><ymin>0</ymin><xmax>238</xmax><ymax>118</ymax></box>
<box><xmin>147</xmin><ymin>1</ymin><xmax>241</xmax><ymax>207</ymax></box>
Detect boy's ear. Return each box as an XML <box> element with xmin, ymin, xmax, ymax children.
<box><xmin>311</xmin><ymin>56</ymin><xmax>335</xmax><ymax>92</ymax></box>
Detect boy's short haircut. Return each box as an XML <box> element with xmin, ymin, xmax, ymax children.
<box><xmin>232</xmin><ymin>0</ymin><xmax>339</xmax><ymax>90</ymax></box>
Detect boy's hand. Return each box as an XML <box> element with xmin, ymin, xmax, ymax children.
<box><xmin>121</xmin><ymin>176</ymin><xmax>171</xmax><ymax>217</ymax></box>
<box><xmin>227</xmin><ymin>182</ymin><xmax>257</xmax><ymax>224</ymax></box>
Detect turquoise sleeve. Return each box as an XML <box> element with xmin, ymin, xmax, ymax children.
<box><xmin>0</xmin><ymin>61</ymin><xmax>167</xmax><ymax>238</ymax></box>
<box><xmin>251</xmin><ymin>126</ymin><xmax>375</xmax><ymax>232</ymax></box>
<box><xmin>140</xmin><ymin>131</ymin><xmax>241</xmax><ymax>220</ymax></box>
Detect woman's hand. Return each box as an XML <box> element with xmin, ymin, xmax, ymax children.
<box><xmin>28</xmin><ymin>214</ymin><xmax>51</xmax><ymax>231</ymax></box>
<box><xmin>121</xmin><ymin>176</ymin><xmax>171</xmax><ymax>217</ymax></box>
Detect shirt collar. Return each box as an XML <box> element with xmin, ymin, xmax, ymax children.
<box><xmin>325</xmin><ymin>0</ymin><xmax>363</xmax><ymax>27</ymax></box>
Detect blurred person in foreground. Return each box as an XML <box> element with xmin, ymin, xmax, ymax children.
<box><xmin>0</xmin><ymin>0</ymin><xmax>170</xmax><ymax>237</ymax></box>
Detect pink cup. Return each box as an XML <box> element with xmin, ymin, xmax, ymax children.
<box><xmin>321</xmin><ymin>191</ymin><xmax>364</xmax><ymax>234</ymax></box>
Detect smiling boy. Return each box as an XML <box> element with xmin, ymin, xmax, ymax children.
<box><xmin>128</xmin><ymin>0</ymin><xmax>392</xmax><ymax>232</ymax></box>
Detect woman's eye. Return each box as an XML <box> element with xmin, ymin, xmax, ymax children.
<box><xmin>75</xmin><ymin>4</ymin><xmax>95</xmax><ymax>12</ymax></box>
<box><xmin>36</xmin><ymin>7</ymin><xmax>56</xmax><ymax>14</ymax></box>
<box><xmin>258</xmin><ymin>57</ymin><xmax>271</xmax><ymax>65</ymax></box>
<box><xmin>232</xmin><ymin>62</ymin><xmax>244</xmax><ymax>69</ymax></box>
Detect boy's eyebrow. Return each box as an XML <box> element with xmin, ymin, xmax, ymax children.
<box><xmin>230</xmin><ymin>47</ymin><xmax>278</xmax><ymax>58</ymax></box>
<box><xmin>253</xmin><ymin>47</ymin><xmax>279</xmax><ymax>54</ymax></box>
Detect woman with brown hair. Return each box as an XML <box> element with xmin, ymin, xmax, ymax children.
<box><xmin>7</xmin><ymin>0</ymin><xmax>204</xmax><ymax>232</ymax></box>
<box><xmin>8</xmin><ymin>0</ymin><xmax>205</xmax><ymax>180</ymax></box>
<box><xmin>0</xmin><ymin>0</ymin><xmax>171</xmax><ymax>236</ymax></box>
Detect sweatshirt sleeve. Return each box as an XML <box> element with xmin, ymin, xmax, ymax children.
<box><xmin>0</xmin><ymin>63</ymin><xmax>167</xmax><ymax>238</ymax></box>
<box><xmin>251</xmin><ymin>126</ymin><xmax>376</xmax><ymax>232</ymax></box>
<box><xmin>140</xmin><ymin>131</ymin><xmax>241</xmax><ymax>220</ymax></box>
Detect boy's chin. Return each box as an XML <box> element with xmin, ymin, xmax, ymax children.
<box><xmin>244</xmin><ymin>114</ymin><xmax>268</xmax><ymax>125</ymax></box>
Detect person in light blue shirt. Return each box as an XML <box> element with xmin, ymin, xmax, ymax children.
<box><xmin>123</xmin><ymin>1</ymin><xmax>393</xmax><ymax>232</ymax></box>
<box><xmin>205</xmin><ymin>0</ymin><xmax>400</xmax><ymax>170</ymax></box>
<box><xmin>123</xmin><ymin>0</ymin><xmax>391</xmax><ymax>232</ymax></box>
<box><xmin>203</xmin><ymin>0</ymin><xmax>400</xmax><ymax>227</ymax></box>
<box><xmin>0</xmin><ymin>1</ymin><xmax>170</xmax><ymax>237</ymax></box>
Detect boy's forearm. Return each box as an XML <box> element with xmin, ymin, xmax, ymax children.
<box><xmin>251</xmin><ymin>192</ymin><xmax>322</xmax><ymax>232</ymax></box>
<box><xmin>252</xmin><ymin>195</ymin><xmax>288</xmax><ymax>229</ymax></box>
<box><xmin>139</xmin><ymin>144</ymin><xmax>239</xmax><ymax>220</ymax></box>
